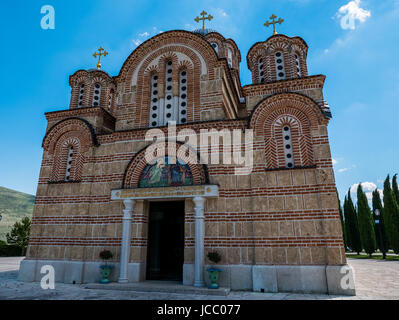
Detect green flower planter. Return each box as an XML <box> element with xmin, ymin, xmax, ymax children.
<box><xmin>207</xmin><ymin>268</ymin><xmax>221</xmax><ymax>289</ymax></box>
<box><xmin>100</xmin><ymin>265</ymin><xmax>113</xmax><ymax>283</ymax></box>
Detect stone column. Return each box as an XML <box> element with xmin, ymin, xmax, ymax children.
<box><xmin>193</xmin><ymin>196</ymin><xmax>206</xmax><ymax>287</ymax></box>
<box><xmin>118</xmin><ymin>199</ymin><xmax>135</xmax><ymax>283</ymax></box>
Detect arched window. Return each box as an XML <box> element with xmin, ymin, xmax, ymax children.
<box><xmin>78</xmin><ymin>83</ymin><xmax>85</xmax><ymax>107</ymax></box>
<box><xmin>282</xmin><ymin>126</ymin><xmax>294</xmax><ymax>168</ymax></box>
<box><xmin>65</xmin><ymin>146</ymin><xmax>74</xmax><ymax>181</ymax></box>
<box><xmin>149</xmin><ymin>74</ymin><xmax>160</xmax><ymax>128</ymax></box>
<box><xmin>178</xmin><ymin>70</ymin><xmax>188</xmax><ymax>124</ymax></box>
<box><xmin>227</xmin><ymin>48</ymin><xmax>233</xmax><ymax>68</ymax></box>
<box><xmin>274</xmin><ymin>52</ymin><xmax>286</xmax><ymax>80</ymax></box>
<box><xmin>295</xmin><ymin>53</ymin><xmax>301</xmax><ymax>77</ymax></box>
<box><xmin>258</xmin><ymin>58</ymin><xmax>265</xmax><ymax>84</ymax></box>
<box><xmin>108</xmin><ymin>89</ymin><xmax>114</xmax><ymax>111</ymax></box>
<box><xmin>92</xmin><ymin>83</ymin><xmax>101</xmax><ymax>107</ymax></box>
<box><xmin>211</xmin><ymin>42</ymin><xmax>219</xmax><ymax>54</ymax></box>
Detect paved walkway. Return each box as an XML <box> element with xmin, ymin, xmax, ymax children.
<box><xmin>0</xmin><ymin>257</ymin><xmax>398</xmax><ymax>300</ymax></box>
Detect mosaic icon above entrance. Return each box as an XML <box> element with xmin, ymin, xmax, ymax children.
<box><xmin>138</xmin><ymin>157</ymin><xmax>194</xmax><ymax>188</ymax></box>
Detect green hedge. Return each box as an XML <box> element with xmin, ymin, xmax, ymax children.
<box><xmin>0</xmin><ymin>244</ymin><xmax>23</xmax><ymax>257</ymax></box>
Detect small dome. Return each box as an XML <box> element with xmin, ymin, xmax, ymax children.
<box><xmin>192</xmin><ymin>28</ymin><xmax>218</xmax><ymax>36</ymax></box>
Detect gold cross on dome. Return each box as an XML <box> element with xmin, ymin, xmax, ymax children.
<box><xmin>93</xmin><ymin>46</ymin><xmax>108</xmax><ymax>70</ymax></box>
<box><xmin>195</xmin><ymin>11</ymin><xmax>213</xmax><ymax>30</ymax></box>
<box><xmin>264</xmin><ymin>14</ymin><xmax>284</xmax><ymax>35</ymax></box>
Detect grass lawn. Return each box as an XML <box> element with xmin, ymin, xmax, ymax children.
<box><xmin>346</xmin><ymin>253</ymin><xmax>399</xmax><ymax>261</ymax></box>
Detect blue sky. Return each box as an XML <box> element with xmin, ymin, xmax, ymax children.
<box><xmin>0</xmin><ymin>0</ymin><xmax>398</xmax><ymax>203</ymax></box>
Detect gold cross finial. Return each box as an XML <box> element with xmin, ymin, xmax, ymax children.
<box><xmin>264</xmin><ymin>14</ymin><xmax>284</xmax><ymax>35</ymax></box>
<box><xmin>93</xmin><ymin>46</ymin><xmax>108</xmax><ymax>70</ymax></box>
<box><xmin>194</xmin><ymin>10</ymin><xmax>213</xmax><ymax>30</ymax></box>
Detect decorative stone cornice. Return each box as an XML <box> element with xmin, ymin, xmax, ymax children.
<box><xmin>242</xmin><ymin>74</ymin><xmax>326</xmax><ymax>96</ymax></box>
<box><xmin>45</xmin><ymin>106</ymin><xmax>115</xmax><ymax>123</ymax></box>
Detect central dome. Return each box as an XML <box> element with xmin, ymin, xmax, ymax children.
<box><xmin>192</xmin><ymin>28</ymin><xmax>218</xmax><ymax>36</ymax></box>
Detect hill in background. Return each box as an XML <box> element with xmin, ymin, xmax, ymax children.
<box><xmin>0</xmin><ymin>186</ymin><xmax>34</xmax><ymax>241</ymax></box>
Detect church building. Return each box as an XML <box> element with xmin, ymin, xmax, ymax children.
<box><xmin>19</xmin><ymin>13</ymin><xmax>355</xmax><ymax>295</ymax></box>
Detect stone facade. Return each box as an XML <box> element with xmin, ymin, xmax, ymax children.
<box><xmin>19</xmin><ymin>29</ymin><xmax>355</xmax><ymax>295</ymax></box>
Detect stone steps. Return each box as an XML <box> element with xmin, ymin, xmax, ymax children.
<box><xmin>84</xmin><ymin>281</ymin><xmax>230</xmax><ymax>296</ymax></box>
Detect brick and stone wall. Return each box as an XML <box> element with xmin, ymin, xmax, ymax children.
<box><xmin>23</xmin><ymin>30</ymin><xmax>350</xmax><ymax>293</ymax></box>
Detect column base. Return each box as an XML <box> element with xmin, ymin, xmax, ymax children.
<box><xmin>118</xmin><ymin>278</ymin><xmax>129</xmax><ymax>283</ymax></box>
<box><xmin>193</xmin><ymin>281</ymin><xmax>205</xmax><ymax>287</ymax></box>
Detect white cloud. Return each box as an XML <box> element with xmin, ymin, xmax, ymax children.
<box><xmin>216</xmin><ymin>8</ymin><xmax>228</xmax><ymax>17</ymax></box>
<box><xmin>139</xmin><ymin>32</ymin><xmax>149</xmax><ymax>37</ymax></box>
<box><xmin>132</xmin><ymin>39</ymin><xmax>142</xmax><ymax>46</ymax></box>
<box><xmin>338</xmin><ymin>168</ymin><xmax>349</xmax><ymax>173</ymax></box>
<box><xmin>350</xmin><ymin>182</ymin><xmax>377</xmax><ymax>194</ymax></box>
<box><xmin>337</xmin><ymin>0</ymin><xmax>371</xmax><ymax>30</ymax></box>
<box><xmin>349</xmin><ymin>182</ymin><xmax>383</xmax><ymax>205</ymax></box>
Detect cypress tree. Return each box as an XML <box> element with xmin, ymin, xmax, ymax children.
<box><xmin>372</xmin><ymin>189</ymin><xmax>388</xmax><ymax>255</ymax></box>
<box><xmin>383</xmin><ymin>175</ymin><xmax>399</xmax><ymax>254</ymax></box>
<box><xmin>357</xmin><ymin>184</ymin><xmax>376</xmax><ymax>256</ymax></box>
<box><xmin>392</xmin><ymin>174</ymin><xmax>399</xmax><ymax>205</ymax></box>
<box><xmin>338</xmin><ymin>194</ymin><xmax>347</xmax><ymax>250</ymax></box>
<box><xmin>344</xmin><ymin>189</ymin><xmax>362</xmax><ymax>254</ymax></box>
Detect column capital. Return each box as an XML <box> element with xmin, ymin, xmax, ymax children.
<box><xmin>193</xmin><ymin>196</ymin><xmax>205</xmax><ymax>208</ymax></box>
<box><xmin>123</xmin><ymin>199</ymin><xmax>135</xmax><ymax>219</ymax></box>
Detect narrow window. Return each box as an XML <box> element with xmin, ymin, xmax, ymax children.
<box><xmin>178</xmin><ymin>70</ymin><xmax>188</xmax><ymax>124</ymax></box>
<box><xmin>295</xmin><ymin>54</ymin><xmax>301</xmax><ymax>77</ymax></box>
<box><xmin>65</xmin><ymin>146</ymin><xmax>74</xmax><ymax>181</ymax></box>
<box><xmin>78</xmin><ymin>83</ymin><xmax>85</xmax><ymax>107</ymax></box>
<box><xmin>163</xmin><ymin>60</ymin><xmax>177</xmax><ymax>125</ymax></box>
<box><xmin>228</xmin><ymin>48</ymin><xmax>233</xmax><ymax>68</ymax></box>
<box><xmin>211</xmin><ymin>42</ymin><xmax>219</xmax><ymax>54</ymax></box>
<box><xmin>92</xmin><ymin>83</ymin><xmax>101</xmax><ymax>106</ymax></box>
<box><xmin>108</xmin><ymin>89</ymin><xmax>114</xmax><ymax>111</ymax></box>
<box><xmin>283</xmin><ymin>126</ymin><xmax>294</xmax><ymax>168</ymax></box>
<box><xmin>274</xmin><ymin>52</ymin><xmax>286</xmax><ymax>80</ymax></box>
<box><xmin>149</xmin><ymin>74</ymin><xmax>160</xmax><ymax>127</ymax></box>
<box><xmin>258</xmin><ymin>58</ymin><xmax>264</xmax><ymax>84</ymax></box>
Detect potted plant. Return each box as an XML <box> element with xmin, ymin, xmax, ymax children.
<box><xmin>99</xmin><ymin>250</ymin><xmax>113</xmax><ymax>283</ymax></box>
<box><xmin>206</xmin><ymin>251</ymin><xmax>222</xmax><ymax>289</ymax></box>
